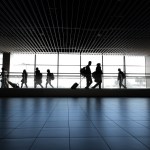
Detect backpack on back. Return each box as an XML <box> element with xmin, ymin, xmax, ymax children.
<box><xmin>50</xmin><ymin>73</ymin><xmax>54</xmax><ymax>80</ymax></box>
<box><xmin>121</xmin><ymin>72</ymin><xmax>126</xmax><ymax>79</ymax></box>
<box><xmin>80</xmin><ymin>67</ymin><xmax>87</xmax><ymax>77</ymax></box>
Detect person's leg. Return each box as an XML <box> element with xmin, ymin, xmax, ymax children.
<box><xmin>49</xmin><ymin>81</ymin><xmax>54</xmax><ymax>88</ymax></box>
<box><xmin>121</xmin><ymin>82</ymin><xmax>126</xmax><ymax>88</ymax></box>
<box><xmin>35</xmin><ymin>82</ymin><xmax>37</xmax><ymax>88</ymax></box>
<box><xmin>119</xmin><ymin>80</ymin><xmax>121</xmax><ymax>89</ymax></box>
<box><xmin>92</xmin><ymin>82</ymin><xmax>98</xmax><ymax>89</ymax></box>
<box><xmin>21</xmin><ymin>83</ymin><xmax>23</xmax><ymax>88</ymax></box>
<box><xmin>89</xmin><ymin>77</ymin><xmax>92</xmax><ymax>87</ymax></box>
<box><xmin>25</xmin><ymin>83</ymin><xmax>28</xmax><ymax>88</ymax></box>
<box><xmin>85</xmin><ymin>77</ymin><xmax>88</xmax><ymax>88</ymax></box>
<box><xmin>40</xmin><ymin>83</ymin><xmax>43</xmax><ymax>88</ymax></box>
<box><xmin>46</xmin><ymin>82</ymin><xmax>48</xmax><ymax>88</ymax></box>
<box><xmin>87</xmin><ymin>77</ymin><xmax>92</xmax><ymax>88</ymax></box>
<box><xmin>99</xmin><ymin>82</ymin><xmax>101</xmax><ymax>89</ymax></box>
<box><xmin>120</xmin><ymin>79</ymin><xmax>126</xmax><ymax>88</ymax></box>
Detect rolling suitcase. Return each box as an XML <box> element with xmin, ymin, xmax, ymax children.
<box><xmin>71</xmin><ymin>82</ymin><xmax>79</xmax><ymax>89</ymax></box>
<box><xmin>71</xmin><ymin>77</ymin><xmax>84</xmax><ymax>89</ymax></box>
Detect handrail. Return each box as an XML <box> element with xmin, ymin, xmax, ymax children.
<box><xmin>0</xmin><ymin>72</ymin><xmax>149</xmax><ymax>89</ymax></box>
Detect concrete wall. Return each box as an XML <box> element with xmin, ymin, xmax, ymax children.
<box><xmin>145</xmin><ymin>56</ymin><xmax>150</xmax><ymax>88</ymax></box>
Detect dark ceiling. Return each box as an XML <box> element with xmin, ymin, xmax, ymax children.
<box><xmin>0</xmin><ymin>0</ymin><xmax>150</xmax><ymax>55</ymax></box>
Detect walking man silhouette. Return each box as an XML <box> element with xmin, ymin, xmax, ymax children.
<box><xmin>85</xmin><ymin>61</ymin><xmax>92</xmax><ymax>89</ymax></box>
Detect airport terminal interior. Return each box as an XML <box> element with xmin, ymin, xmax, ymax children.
<box><xmin>0</xmin><ymin>0</ymin><xmax>150</xmax><ymax>149</ymax></box>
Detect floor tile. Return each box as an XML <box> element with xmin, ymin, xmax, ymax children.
<box><xmin>70</xmin><ymin>128</ymin><xmax>99</xmax><ymax>137</ymax></box>
<box><xmin>44</xmin><ymin>121</ymin><xmax>69</xmax><ymax>128</ymax></box>
<box><xmin>114</xmin><ymin>120</ymin><xmax>145</xmax><ymax>128</ymax></box>
<box><xmin>69</xmin><ymin>121</ymin><xmax>94</xmax><ymax>128</ymax></box>
<box><xmin>17</xmin><ymin>121</ymin><xmax>45</xmax><ymax>128</ymax></box>
<box><xmin>97</xmin><ymin>128</ymin><xmax>131</xmax><ymax>137</ymax></box>
<box><xmin>0</xmin><ymin>138</ymin><xmax>34</xmax><ymax>150</ymax></box>
<box><xmin>70</xmin><ymin>138</ymin><xmax>110</xmax><ymax>150</ymax></box>
<box><xmin>31</xmin><ymin>138</ymin><xmax>69</xmax><ymax>150</ymax></box>
<box><xmin>104</xmin><ymin>137</ymin><xmax>149</xmax><ymax>150</ymax></box>
<box><xmin>0</xmin><ymin>129</ymin><xmax>13</xmax><ymax>138</ymax></box>
<box><xmin>5</xmin><ymin>128</ymin><xmax>41</xmax><ymax>138</ymax></box>
<box><xmin>137</xmin><ymin>137</ymin><xmax>150</xmax><ymax>149</ymax></box>
<box><xmin>38</xmin><ymin>128</ymin><xmax>69</xmax><ymax>138</ymax></box>
<box><xmin>92</xmin><ymin>121</ymin><xmax>119</xmax><ymax>128</ymax></box>
<box><xmin>124</xmin><ymin>127</ymin><xmax>150</xmax><ymax>137</ymax></box>
<box><xmin>0</xmin><ymin>122</ymin><xmax>22</xmax><ymax>129</ymax></box>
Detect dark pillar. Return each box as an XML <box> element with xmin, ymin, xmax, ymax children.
<box><xmin>34</xmin><ymin>53</ymin><xmax>36</xmax><ymax>88</ymax></box>
<box><xmin>102</xmin><ymin>54</ymin><xmax>104</xmax><ymax>88</ymax></box>
<box><xmin>80</xmin><ymin>52</ymin><xmax>81</xmax><ymax>88</ymax></box>
<box><xmin>2</xmin><ymin>52</ymin><xmax>10</xmax><ymax>74</ymax></box>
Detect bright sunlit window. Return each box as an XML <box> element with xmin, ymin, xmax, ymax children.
<box><xmin>9</xmin><ymin>53</ymin><xmax>146</xmax><ymax>89</ymax></box>
<box><xmin>126</xmin><ymin>56</ymin><xmax>146</xmax><ymax>88</ymax></box>
<box><xmin>103</xmin><ymin>55</ymin><xmax>124</xmax><ymax>88</ymax></box>
<box><xmin>36</xmin><ymin>54</ymin><xmax>58</xmax><ymax>88</ymax></box>
<box><xmin>9</xmin><ymin>54</ymin><xmax>35</xmax><ymax>88</ymax></box>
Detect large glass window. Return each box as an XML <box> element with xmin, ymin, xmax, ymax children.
<box><xmin>59</xmin><ymin>54</ymin><xmax>80</xmax><ymax>88</ymax></box>
<box><xmin>81</xmin><ymin>54</ymin><xmax>102</xmax><ymax>88</ymax></box>
<box><xmin>36</xmin><ymin>54</ymin><xmax>57</xmax><ymax>88</ymax></box>
<box><xmin>10</xmin><ymin>54</ymin><xmax>35</xmax><ymax>88</ymax></box>
<box><xmin>103</xmin><ymin>55</ymin><xmax>124</xmax><ymax>88</ymax></box>
<box><xmin>126</xmin><ymin>56</ymin><xmax>146</xmax><ymax>88</ymax></box>
<box><xmin>8</xmin><ymin>53</ymin><xmax>147</xmax><ymax>89</ymax></box>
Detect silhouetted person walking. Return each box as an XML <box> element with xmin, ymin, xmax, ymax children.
<box><xmin>35</xmin><ymin>68</ymin><xmax>43</xmax><ymax>88</ymax></box>
<box><xmin>118</xmin><ymin>68</ymin><xmax>126</xmax><ymax>89</ymax></box>
<box><xmin>85</xmin><ymin>61</ymin><xmax>92</xmax><ymax>89</ymax></box>
<box><xmin>0</xmin><ymin>67</ymin><xmax>8</xmax><ymax>88</ymax></box>
<box><xmin>46</xmin><ymin>69</ymin><xmax>54</xmax><ymax>88</ymax></box>
<box><xmin>92</xmin><ymin>63</ymin><xmax>103</xmax><ymax>89</ymax></box>
<box><xmin>21</xmin><ymin>69</ymin><xmax>28</xmax><ymax>88</ymax></box>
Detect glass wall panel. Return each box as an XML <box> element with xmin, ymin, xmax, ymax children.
<box><xmin>10</xmin><ymin>54</ymin><xmax>35</xmax><ymax>88</ymax></box>
<box><xmin>126</xmin><ymin>56</ymin><xmax>146</xmax><ymax>88</ymax></box>
<box><xmin>103</xmin><ymin>55</ymin><xmax>123</xmax><ymax>88</ymax></box>
<box><xmin>36</xmin><ymin>54</ymin><xmax>57</xmax><ymax>88</ymax></box>
<box><xmin>59</xmin><ymin>54</ymin><xmax>80</xmax><ymax>88</ymax></box>
<box><xmin>8</xmin><ymin>53</ymin><xmax>147</xmax><ymax>89</ymax></box>
<box><xmin>81</xmin><ymin>54</ymin><xmax>102</xmax><ymax>88</ymax></box>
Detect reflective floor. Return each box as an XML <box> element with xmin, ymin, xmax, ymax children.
<box><xmin>0</xmin><ymin>97</ymin><xmax>150</xmax><ymax>150</ymax></box>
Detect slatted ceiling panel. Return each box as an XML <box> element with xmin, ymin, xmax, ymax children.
<box><xmin>0</xmin><ymin>0</ymin><xmax>150</xmax><ymax>55</ymax></box>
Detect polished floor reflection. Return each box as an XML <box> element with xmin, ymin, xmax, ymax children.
<box><xmin>0</xmin><ymin>97</ymin><xmax>150</xmax><ymax>150</ymax></box>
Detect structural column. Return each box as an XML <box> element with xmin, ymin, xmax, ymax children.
<box><xmin>2</xmin><ymin>52</ymin><xmax>10</xmax><ymax>76</ymax></box>
<box><xmin>34</xmin><ymin>53</ymin><xmax>36</xmax><ymax>88</ymax></box>
<box><xmin>145</xmin><ymin>56</ymin><xmax>150</xmax><ymax>88</ymax></box>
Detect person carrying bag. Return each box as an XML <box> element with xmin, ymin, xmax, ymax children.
<box><xmin>92</xmin><ymin>63</ymin><xmax>103</xmax><ymax>89</ymax></box>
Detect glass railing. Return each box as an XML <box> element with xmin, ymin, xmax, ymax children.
<box><xmin>0</xmin><ymin>72</ymin><xmax>149</xmax><ymax>89</ymax></box>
